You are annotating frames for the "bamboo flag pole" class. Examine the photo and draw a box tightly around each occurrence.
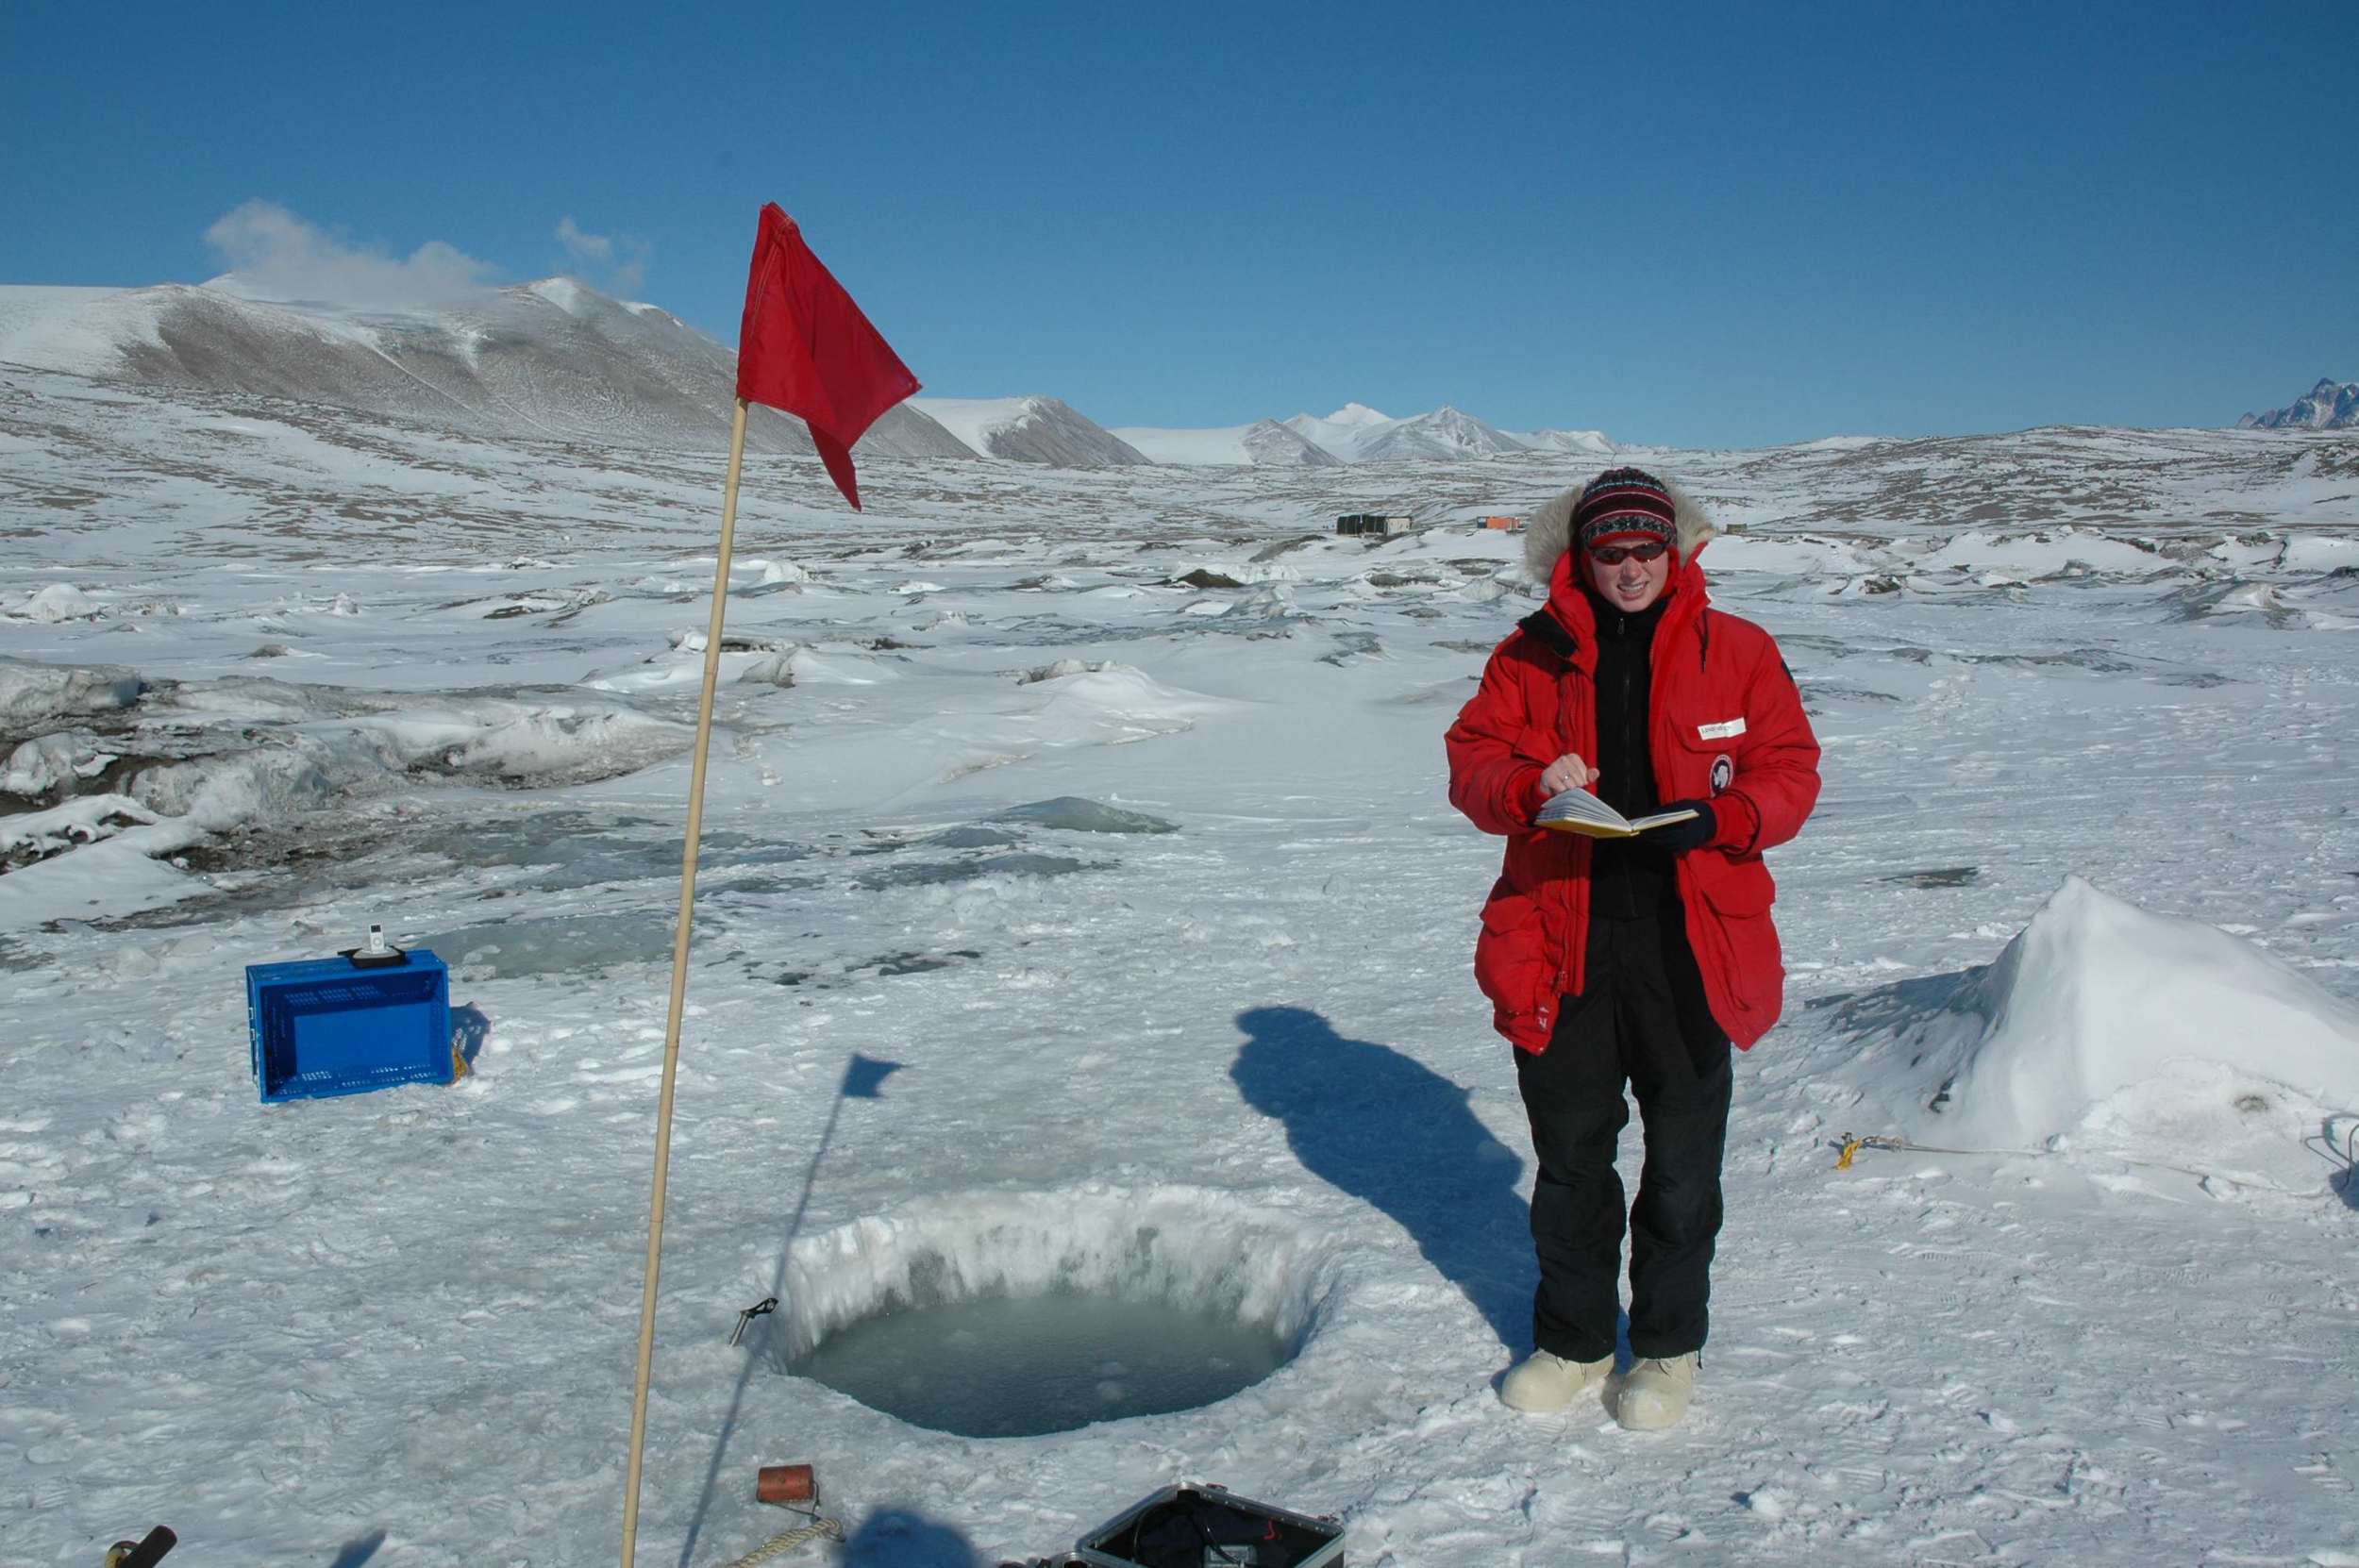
[616,201,916,1568]
[620,395,752,1568]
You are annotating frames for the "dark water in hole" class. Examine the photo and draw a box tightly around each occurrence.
[786,1293,1289,1438]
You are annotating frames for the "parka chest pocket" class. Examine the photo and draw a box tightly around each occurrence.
[1667,713,1749,801]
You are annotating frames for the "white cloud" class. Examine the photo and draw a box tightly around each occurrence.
[204,200,498,309]
[555,215,648,297]
[556,216,612,265]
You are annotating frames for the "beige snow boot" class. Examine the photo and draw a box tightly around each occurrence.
[1499,1348,1614,1412]
[1614,1353,1698,1430]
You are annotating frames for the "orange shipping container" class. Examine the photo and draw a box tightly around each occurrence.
[1482,515,1523,530]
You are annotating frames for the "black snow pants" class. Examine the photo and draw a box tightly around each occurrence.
[1514,908,1732,1363]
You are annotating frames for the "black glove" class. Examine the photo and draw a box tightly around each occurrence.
[1640,798,1716,852]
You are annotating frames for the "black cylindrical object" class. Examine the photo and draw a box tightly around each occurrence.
[109,1527,177,1568]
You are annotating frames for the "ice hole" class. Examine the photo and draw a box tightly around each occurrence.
[768,1193,1329,1439]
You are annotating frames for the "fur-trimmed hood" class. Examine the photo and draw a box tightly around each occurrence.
[1524,473,1718,583]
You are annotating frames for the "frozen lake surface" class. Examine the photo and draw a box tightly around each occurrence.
[4,367,2357,1566]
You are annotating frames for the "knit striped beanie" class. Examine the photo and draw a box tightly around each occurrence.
[1572,467,1677,552]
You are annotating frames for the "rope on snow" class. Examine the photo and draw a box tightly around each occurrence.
[1833,1133,2038,1170]
[717,1515,845,1567]
[1833,1128,2351,1199]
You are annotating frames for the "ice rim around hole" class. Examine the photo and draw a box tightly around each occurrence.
[754,1188,1341,1391]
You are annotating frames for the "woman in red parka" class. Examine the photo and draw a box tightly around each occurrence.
[1446,467,1819,1430]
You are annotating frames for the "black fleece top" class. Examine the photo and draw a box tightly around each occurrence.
[1585,590,1680,919]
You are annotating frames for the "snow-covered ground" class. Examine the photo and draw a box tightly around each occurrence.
[4,364,2358,1566]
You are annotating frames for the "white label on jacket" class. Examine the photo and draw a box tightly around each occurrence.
[1698,717,1747,740]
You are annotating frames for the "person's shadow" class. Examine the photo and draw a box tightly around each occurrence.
[1230,1005,1535,1357]
[838,1507,980,1567]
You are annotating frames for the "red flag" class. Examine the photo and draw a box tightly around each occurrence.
[735,204,919,510]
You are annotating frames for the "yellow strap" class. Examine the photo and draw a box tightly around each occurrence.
[1835,1138,1864,1172]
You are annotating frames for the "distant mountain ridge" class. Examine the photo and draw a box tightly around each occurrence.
[1280,404,1613,464]
[0,277,971,459]
[2239,377,2359,430]
[1111,419,1340,467]
[0,277,1625,467]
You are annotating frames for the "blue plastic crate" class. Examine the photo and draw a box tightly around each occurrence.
[245,949,453,1103]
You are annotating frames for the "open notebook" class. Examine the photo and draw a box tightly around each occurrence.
[1534,790,1698,841]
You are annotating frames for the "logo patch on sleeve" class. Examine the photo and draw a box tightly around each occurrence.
[1698,717,1747,741]
[1710,754,1734,793]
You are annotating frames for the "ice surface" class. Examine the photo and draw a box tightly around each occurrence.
[5,363,2359,1564]
[926,825,1024,849]
[990,796,1179,834]
[427,911,675,979]
[848,850,1093,890]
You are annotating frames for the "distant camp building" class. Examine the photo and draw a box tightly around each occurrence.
[1336,512,1412,537]
[1481,515,1523,530]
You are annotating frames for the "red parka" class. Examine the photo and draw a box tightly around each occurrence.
[1447,482,1820,1052]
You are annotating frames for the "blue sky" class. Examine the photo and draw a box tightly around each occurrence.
[3,1,2351,447]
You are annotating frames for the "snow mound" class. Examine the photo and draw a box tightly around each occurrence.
[585,632,808,693]
[125,695,690,831]
[6,583,106,623]
[0,831,205,930]
[1220,583,1298,620]
[2,792,161,861]
[1851,877,2359,1184]
[1,729,118,798]
[0,793,206,930]
[1022,666,1229,744]
[0,660,142,730]
[1017,659,1119,685]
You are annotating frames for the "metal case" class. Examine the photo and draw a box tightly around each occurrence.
[1071,1483,1343,1568]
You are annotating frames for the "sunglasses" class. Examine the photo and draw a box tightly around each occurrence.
[1589,541,1668,565]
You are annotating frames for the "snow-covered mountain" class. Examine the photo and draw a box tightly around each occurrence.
[2240,377,2359,430]
[1353,406,1532,462]
[1284,400,1393,446]
[908,396,1151,466]
[0,279,1617,470]
[0,277,973,459]
[1283,403,1408,461]
[1276,403,1600,464]
[1106,404,1617,468]
[1513,426,1616,456]
[1109,418,1341,467]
